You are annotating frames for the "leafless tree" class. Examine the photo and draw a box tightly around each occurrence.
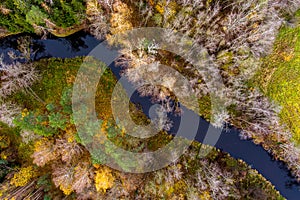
[0,101,21,126]
[52,164,75,194]
[72,162,93,193]
[0,179,44,200]
[0,56,40,99]
[32,138,57,167]
[87,0,110,40]
[55,138,84,164]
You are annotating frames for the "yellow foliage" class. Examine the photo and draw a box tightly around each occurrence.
[94,166,115,193]
[148,0,154,6]
[121,126,126,137]
[173,180,187,193]
[199,191,212,200]
[155,1,177,16]
[109,1,133,36]
[60,185,73,196]
[10,166,35,187]
[206,0,214,7]
[165,184,175,197]
[280,52,294,61]
[65,125,77,143]
[93,163,101,169]
[21,108,29,118]
[100,120,108,133]
[155,3,164,14]
[247,11,257,20]
[86,0,102,17]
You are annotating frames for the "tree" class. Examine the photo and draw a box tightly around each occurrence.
[48,112,67,130]
[0,56,39,98]
[10,166,36,187]
[0,101,21,127]
[87,0,109,40]
[72,162,93,193]
[26,6,48,26]
[52,164,75,195]
[109,1,133,36]
[55,138,83,164]
[52,162,93,195]
[32,138,57,167]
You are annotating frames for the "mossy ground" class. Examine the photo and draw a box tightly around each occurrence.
[255,11,300,144]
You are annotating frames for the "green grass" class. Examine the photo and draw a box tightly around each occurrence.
[255,14,300,144]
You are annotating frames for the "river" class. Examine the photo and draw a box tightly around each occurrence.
[0,31,299,199]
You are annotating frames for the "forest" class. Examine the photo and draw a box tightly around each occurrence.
[0,0,300,199]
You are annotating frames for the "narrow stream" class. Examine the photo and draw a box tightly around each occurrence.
[0,31,299,199]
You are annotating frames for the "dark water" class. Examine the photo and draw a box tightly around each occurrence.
[0,31,299,199]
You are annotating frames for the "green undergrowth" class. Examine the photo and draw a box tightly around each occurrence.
[255,12,300,144]
[0,0,86,34]
[8,56,175,167]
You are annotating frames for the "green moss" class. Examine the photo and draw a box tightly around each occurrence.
[255,15,300,144]
[198,95,212,120]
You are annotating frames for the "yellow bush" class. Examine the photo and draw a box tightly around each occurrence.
[60,185,73,196]
[109,1,133,36]
[10,166,35,187]
[199,191,212,200]
[94,167,115,193]
[155,1,177,17]
[155,3,164,14]
[21,108,29,118]
[86,0,102,16]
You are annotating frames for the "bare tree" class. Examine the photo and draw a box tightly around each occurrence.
[87,0,109,40]
[32,138,57,167]
[0,101,21,126]
[72,162,93,194]
[0,56,40,98]
[52,161,93,195]
[55,138,83,164]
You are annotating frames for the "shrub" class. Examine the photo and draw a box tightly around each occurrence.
[10,166,35,187]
